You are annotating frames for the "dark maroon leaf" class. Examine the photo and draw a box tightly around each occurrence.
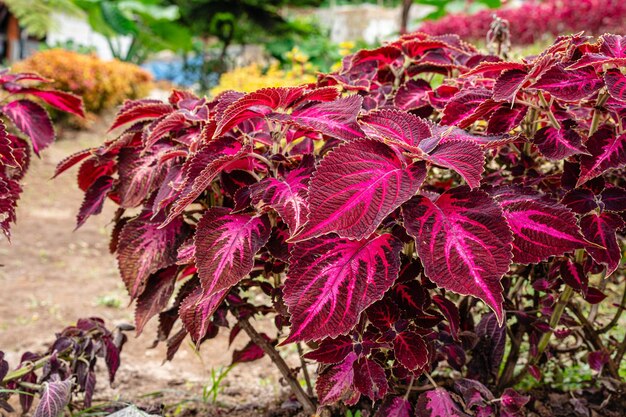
[179,286,228,343]
[601,186,626,212]
[441,89,492,126]
[486,105,527,135]
[373,396,412,417]
[432,295,460,339]
[393,330,428,371]
[533,127,588,160]
[425,140,485,188]
[560,260,588,295]
[232,335,269,364]
[135,266,178,335]
[588,350,610,372]
[578,127,626,186]
[304,335,353,364]
[532,64,602,101]
[492,69,526,101]
[354,357,388,400]
[580,212,625,275]
[76,176,113,229]
[561,188,597,214]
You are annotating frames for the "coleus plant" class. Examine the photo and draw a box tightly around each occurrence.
[0,69,85,239]
[1,318,128,416]
[61,31,625,416]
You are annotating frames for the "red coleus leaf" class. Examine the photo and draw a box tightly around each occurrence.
[490,186,586,264]
[561,188,597,214]
[416,388,470,417]
[117,145,171,208]
[432,295,460,339]
[500,388,530,416]
[18,88,85,117]
[0,122,17,168]
[441,89,492,126]
[250,155,314,232]
[373,397,412,417]
[560,260,588,295]
[53,148,93,178]
[394,79,432,111]
[232,334,270,364]
[109,102,173,131]
[0,177,20,239]
[359,109,432,152]
[144,112,188,149]
[580,212,625,276]
[276,95,364,141]
[403,187,512,321]
[163,136,246,225]
[2,99,54,156]
[486,105,527,135]
[578,127,626,186]
[601,186,626,212]
[605,69,626,103]
[303,335,353,364]
[117,214,186,299]
[283,233,402,343]
[533,127,588,160]
[292,139,427,241]
[316,352,360,406]
[425,140,485,188]
[76,175,114,229]
[354,357,388,400]
[463,61,526,77]
[179,286,228,343]
[532,64,603,101]
[492,69,527,101]
[215,87,304,136]
[135,265,178,335]
[393,330,428,371]
[367,300,401,330]
[195,208,271,297]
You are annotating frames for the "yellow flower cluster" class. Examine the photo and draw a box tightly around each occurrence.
[210,48,317,97]
[14,49,153,115]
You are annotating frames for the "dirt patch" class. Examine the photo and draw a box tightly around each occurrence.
[0,115,306,416]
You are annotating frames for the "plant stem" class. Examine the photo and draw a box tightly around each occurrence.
[238,318,316,414]
[2,354,52,384]
[296,343,314,397]
[589,91,609,137]
[538,91,561,130]
[599,279,626,333]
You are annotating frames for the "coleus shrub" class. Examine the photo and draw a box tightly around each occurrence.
[0,318,128,416]
[0,69,85,239]
[62,32,625,416]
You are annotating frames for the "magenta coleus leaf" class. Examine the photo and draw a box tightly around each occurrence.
[561,188,597,214]
[588,350,610,372]
[359,109,432,151]
[292,139,427,241]
[232,335,269,364]
[601,186,626,212]
[492,68,527,101]
[441,88,492,126]
[490,186,586,264]
[533,127,588,160]
[195,208,271,297]
[560,260,588,295]
[109,101,173,131]
[605,69,626,102]
[135,265,178,335]
[276,95,365,141]
[2,99,54,156]
[394,79,432,111]
[580,212,625,276]
[578,127,626,186]
[487,105,527,135]
[425,140,485,188]
[354,357,388,400]
[532,64,603,101]
[373,397,412,417]
[303,335,353,364]
[432,295,460,339]
[19,88,85,118]
[117,214,186,299]
[316,352,360,406]
[283,233,402,343]
[144,112,188,149]
[179,286,228,343]
[76,175,113,229]
[403,187,512,321]
[393,330,428,371]
[416,388,470,417]
[163,136,246,225]
[250,155,314,232]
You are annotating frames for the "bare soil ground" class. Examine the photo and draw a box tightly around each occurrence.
[0,115,303,416]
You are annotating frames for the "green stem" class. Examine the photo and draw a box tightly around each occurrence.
[538,91,561,130]
[589,91,609,137]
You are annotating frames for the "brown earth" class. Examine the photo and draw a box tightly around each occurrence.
[0,115,307,416]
